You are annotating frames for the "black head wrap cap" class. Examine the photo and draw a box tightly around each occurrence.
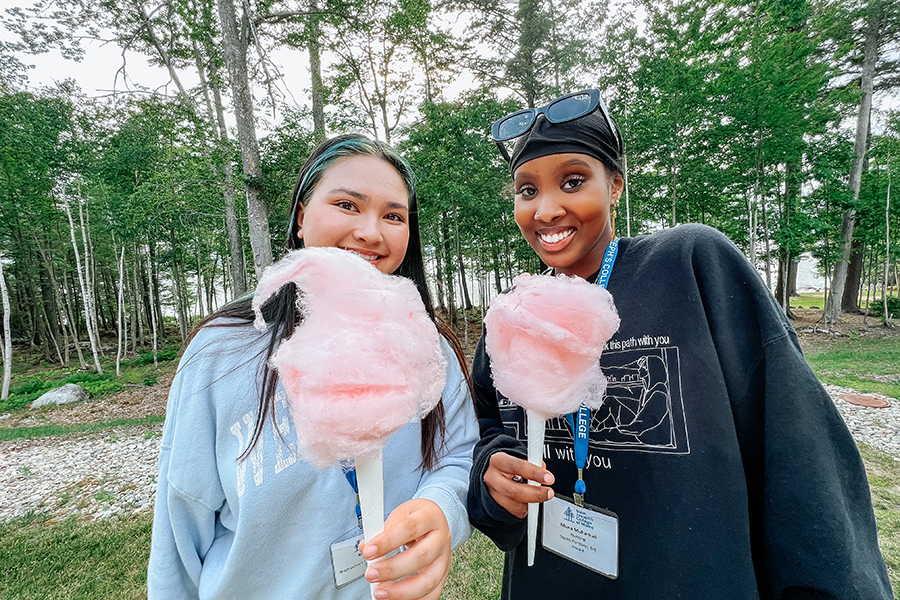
[509,110,623,176]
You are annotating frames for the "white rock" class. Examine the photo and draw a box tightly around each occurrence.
[30,384,91,409]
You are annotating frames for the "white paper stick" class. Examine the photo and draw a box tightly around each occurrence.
[356,450,384,600]
[527,412,544,567]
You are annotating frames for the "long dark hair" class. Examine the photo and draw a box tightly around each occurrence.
[188,134,469,470]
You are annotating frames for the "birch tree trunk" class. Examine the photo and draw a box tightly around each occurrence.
[148,242,165,341]
[63,195,102,373]
[116,246,125,377]
[217,0,273,278]
[0,255,11,400]
[824,1,881,323]
[434,251,446,311]
[884,159,892,326]
[146,250,159,369]
[131,249,143,350]
[78,198,103,355]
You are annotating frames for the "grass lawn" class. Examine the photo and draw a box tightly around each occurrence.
[0,513,503,599]
[0,416,166,442]
[790,291,828,309]
[790,291,897,314]
[0,442,896,598]
[805,336,900,400]
[0,512,151,599]
[860,443,900,597]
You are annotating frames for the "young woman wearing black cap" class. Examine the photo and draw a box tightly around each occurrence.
[467,90,893,599]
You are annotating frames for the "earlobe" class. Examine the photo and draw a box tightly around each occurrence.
[611,175,625,202]
[295,205,305,239]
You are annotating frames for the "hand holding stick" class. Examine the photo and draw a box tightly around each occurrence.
[253,248,448,599]
[483,273,619,566]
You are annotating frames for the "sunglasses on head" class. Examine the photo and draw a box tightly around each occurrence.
[491,89,622,162]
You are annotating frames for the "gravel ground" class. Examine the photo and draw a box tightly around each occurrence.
[0,426,161,522]
[825,384,900,461]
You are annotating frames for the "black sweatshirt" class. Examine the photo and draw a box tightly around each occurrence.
[467,224,893,600]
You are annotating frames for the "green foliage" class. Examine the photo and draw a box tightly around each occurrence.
[867,297,900,318]
[0,348,177,412]
[258,110,317,250]
[402,91,538,306]
[79,379,125,396]
[0,0,898,367]
[9,376,55,397]
[1,375,58,412]
[62,372,112,385]
[127,348,179,367]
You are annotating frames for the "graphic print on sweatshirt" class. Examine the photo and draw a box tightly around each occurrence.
[230,390,299,497]
[499,343,690,457]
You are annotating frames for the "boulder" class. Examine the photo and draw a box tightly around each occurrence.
[31,383,91,409]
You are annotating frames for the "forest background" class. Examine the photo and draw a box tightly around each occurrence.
[1,0,900,397]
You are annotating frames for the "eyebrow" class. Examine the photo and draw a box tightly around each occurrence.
[561,158,592,168]
[515,157,593,181]
[325,187,368,201]
[325,187,409,210]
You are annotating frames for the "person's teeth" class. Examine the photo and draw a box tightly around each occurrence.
[347,249,378,260]
[541,230,572,243]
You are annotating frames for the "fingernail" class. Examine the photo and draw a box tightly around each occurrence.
[362,545,377,559]
[374,589,388,599]
[544,473,554,484]
[365,567,378,581]
[547,488,555,499]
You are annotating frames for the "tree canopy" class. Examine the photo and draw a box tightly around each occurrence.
[0,0,898,372]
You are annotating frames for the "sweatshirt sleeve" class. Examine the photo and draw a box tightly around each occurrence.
[742,330,893,600]
[147,334,227,600]
[690,226,893,599]
[413,338,480,550]
[466,330,529,551]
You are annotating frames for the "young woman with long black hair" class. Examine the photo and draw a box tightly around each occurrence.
[148,134,478,600]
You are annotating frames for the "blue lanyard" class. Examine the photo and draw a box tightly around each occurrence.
[340,460,363,528]
[564,237,618,506]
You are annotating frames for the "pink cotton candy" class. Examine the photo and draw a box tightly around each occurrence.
[252,247,447,468]
[484,273,620,420]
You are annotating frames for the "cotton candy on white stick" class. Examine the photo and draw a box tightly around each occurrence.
[253,247,446,598]
[484,273,619,566]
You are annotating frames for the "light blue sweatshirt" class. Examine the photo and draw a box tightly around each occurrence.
[148,323,478,599]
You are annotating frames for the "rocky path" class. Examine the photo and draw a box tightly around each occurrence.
[1,382,897,524]
[0,426,162,522]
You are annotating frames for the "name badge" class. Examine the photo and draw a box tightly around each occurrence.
[542,495,619,578]
[330,527,366,588]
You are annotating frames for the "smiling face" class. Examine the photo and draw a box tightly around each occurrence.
[513,152,624,279]
[296,155,410,275]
